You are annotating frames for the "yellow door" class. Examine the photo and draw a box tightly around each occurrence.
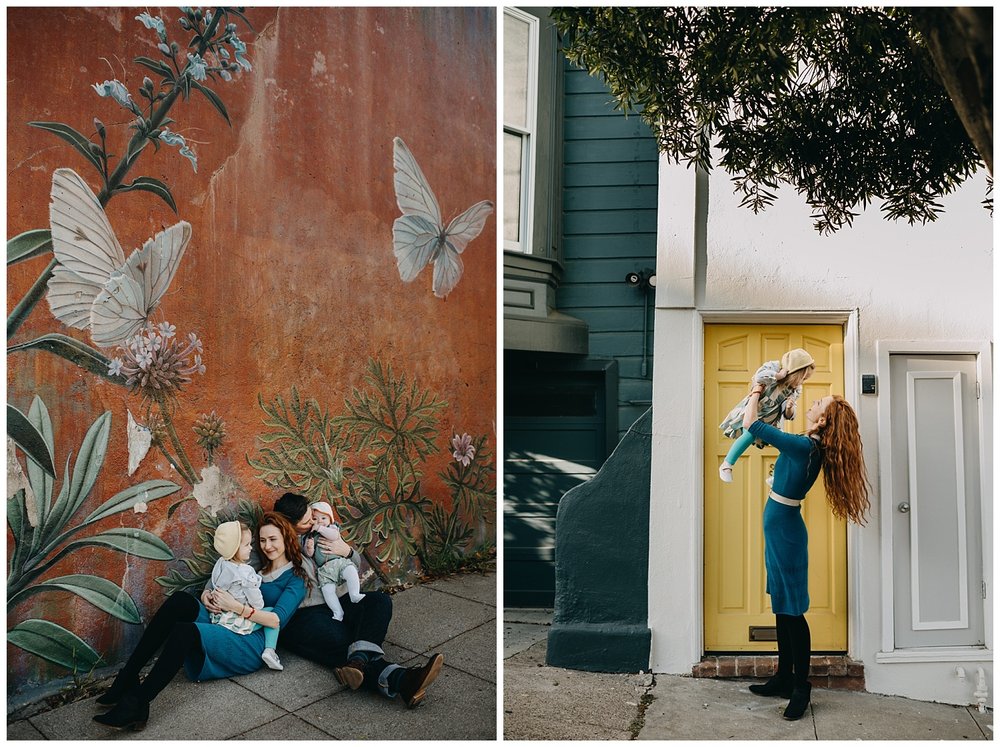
[704,324,847,652]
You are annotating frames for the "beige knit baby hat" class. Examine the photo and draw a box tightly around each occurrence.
[213,520,242,561]
[781,348,815,375]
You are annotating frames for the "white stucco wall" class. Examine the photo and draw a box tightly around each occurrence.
[649,156,993,707]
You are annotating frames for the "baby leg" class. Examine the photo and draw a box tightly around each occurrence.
[342,564,366,604]
[322,583,346,621]
[259,607,283,671]
[720,430,755,482]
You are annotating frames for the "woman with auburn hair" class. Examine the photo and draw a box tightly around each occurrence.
[92,512,307,730]
[741,388,870,721]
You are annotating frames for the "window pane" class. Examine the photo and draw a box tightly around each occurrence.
[504,131,523,244]
[504,13,529,129]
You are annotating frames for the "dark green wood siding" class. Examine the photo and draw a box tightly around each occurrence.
[558,61,659,438]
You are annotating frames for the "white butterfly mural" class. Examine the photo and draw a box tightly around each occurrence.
[46,168,191,348]
[392,137,494,299]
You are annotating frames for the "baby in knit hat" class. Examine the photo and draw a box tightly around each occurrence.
[210,521,283,670]
[718,348,816,484]
[304,502,365,621]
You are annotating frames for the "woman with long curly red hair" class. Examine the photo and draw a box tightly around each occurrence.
[92,512,308,730]
[741,388,870,720]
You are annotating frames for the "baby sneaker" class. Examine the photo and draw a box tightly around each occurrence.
[719,463,734,483]
[262,648,283,671]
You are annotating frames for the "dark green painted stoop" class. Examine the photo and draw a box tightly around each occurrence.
[546,407,652,672]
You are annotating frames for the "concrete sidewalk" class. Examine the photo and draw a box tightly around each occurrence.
[7,572,496,741]
[504,609,993,741]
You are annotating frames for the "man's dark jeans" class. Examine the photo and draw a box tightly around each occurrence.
[279,591,394,694]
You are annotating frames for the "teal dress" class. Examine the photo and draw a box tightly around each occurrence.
[183,563,305,681]
[748,420,822,616]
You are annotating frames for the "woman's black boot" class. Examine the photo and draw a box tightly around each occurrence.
[94,671,140,709]
[92,693,149,730]
[782,682,812,720]
[749,674,793,698]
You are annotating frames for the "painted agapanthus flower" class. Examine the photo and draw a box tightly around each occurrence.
[451,433,476,467]
[108,322,206,407]
[186,53,208,81]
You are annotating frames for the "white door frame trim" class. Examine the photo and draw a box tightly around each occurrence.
[698,308,861,659]
[875,340,994,658]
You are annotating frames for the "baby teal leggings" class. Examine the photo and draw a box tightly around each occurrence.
[725,430,756,466]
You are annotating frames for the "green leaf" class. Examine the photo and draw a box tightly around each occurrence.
[28,122,104,178]
[7,404,54,477]
[66,412,111,519]
[82,479,182,525]
[166,495,194,519]
[9,574,141,623]
[7,490,30,579]
[63,528,174,561]
[7,334,122,384]
[7,229,53,266]
[8,619,104,671]
[190,79,231,126]
[7,258,56,341]
[26,397,54,555]
[134,55,174,80]
[116,176,177,213]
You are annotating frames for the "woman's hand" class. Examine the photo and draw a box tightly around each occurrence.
[304,536,315,557]
[211,588,241,614]
[316,535,352,558]
[201,588,223,614]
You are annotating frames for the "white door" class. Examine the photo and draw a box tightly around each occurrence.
[890,354,985,648]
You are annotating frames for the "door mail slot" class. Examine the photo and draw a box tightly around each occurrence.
[749,626,777,642]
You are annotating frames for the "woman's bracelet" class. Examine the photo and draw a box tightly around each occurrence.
[243,606,255,620]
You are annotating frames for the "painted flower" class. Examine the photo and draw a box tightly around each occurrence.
[136,12,167,43]
[108,358,124,377]
[186,53,208,81]
[179,145,198,173]
[158,321,177,339]
[157,129,198,173]
[116,323,206,407]
[92,79,139,114]
[451,433,476,467]
[231,36,252,71]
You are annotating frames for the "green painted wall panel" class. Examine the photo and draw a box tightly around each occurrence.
[563,209,658,235]
[564,185,659,210]
[564,163,658,187]
[562,235,656,258]
[565,68,614,94]
[564,139,658,164]
[565,115,656,140]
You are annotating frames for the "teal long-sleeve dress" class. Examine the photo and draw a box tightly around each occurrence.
[748,420,822,616]
[183,562,305,681]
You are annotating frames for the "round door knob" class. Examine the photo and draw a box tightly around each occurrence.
[898,502,910,514]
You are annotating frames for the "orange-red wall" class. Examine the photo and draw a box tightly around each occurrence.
[7,7,496,692]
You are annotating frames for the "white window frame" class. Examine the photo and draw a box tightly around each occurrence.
[503,7,538,254]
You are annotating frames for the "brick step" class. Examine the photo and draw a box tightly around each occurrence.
[692,655,865,691]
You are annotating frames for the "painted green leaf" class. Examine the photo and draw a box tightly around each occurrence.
[117,176,177,213]
[65,528,174,561]
[9,574,141,624]
[7,334,123,384]
[82,480,182,525]
[7,489,30,577]
[26,396,54,551]
[7,619,104,671]
[133,55,174,80]
[27,121,104,178]
[190,79,231,126]
[7,229,53,266]
[7,403,54,477]
[66,411,111,519]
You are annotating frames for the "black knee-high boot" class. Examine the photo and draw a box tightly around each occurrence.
[749,614,794,698]
[783,614,812,720]
[94,620,203,730]
[95,592,200,708]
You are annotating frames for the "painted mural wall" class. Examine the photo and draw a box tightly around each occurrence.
[7,7,496,695]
